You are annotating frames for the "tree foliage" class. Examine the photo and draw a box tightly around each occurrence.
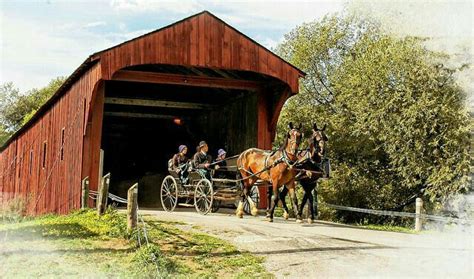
[275,13,470,221]
[0,77,66,146]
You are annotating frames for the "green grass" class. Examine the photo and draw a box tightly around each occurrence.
[356,223,416,234]
[0,208,271,278]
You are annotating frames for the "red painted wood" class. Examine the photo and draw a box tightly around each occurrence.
[98,12,303,93]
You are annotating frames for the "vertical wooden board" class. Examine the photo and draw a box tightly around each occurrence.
[58,97,65,212]
[189,17,198,65]
[198,15,206,66]
[177,23,184,64]
[161,28,167,63]
[183,20,191,65]
[37,114,45,214]
[231,28,240,69]
[13,135,21,197]
[258,48,268,75]
[44,110,52,214]
[248,43,257,72]
[222,25,231,67]
[208,18,217,66]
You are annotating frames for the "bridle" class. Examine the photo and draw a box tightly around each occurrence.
[286,128,302,155]
[311,131,326,158]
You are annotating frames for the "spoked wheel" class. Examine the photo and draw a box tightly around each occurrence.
[161,175,178,212]
[194,179,214,215]
[211,200,221,213]
[243,185,260,215]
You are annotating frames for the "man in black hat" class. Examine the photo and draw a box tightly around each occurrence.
[192,141,212,179]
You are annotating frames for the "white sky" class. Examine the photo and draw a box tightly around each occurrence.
[0,0,472,106]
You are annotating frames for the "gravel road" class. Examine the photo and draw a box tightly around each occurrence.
[142,208,473,278]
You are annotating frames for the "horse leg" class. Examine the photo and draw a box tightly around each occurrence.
[266,184,272,219]
[279,186,290,220]
[236,188,246,218]
[237,173,253,218]
[288,185,300,223]
[268,183,279,222]
[298,187,309,222]
[313,183,318,220]
[246,186,259,216]
[307,185,315,223]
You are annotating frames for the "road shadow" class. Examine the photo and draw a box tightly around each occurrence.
[1,246,135,257]
[0,223,99,241]
[252,245,395,255]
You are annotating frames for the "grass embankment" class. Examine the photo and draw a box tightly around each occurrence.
[0,209,271,278]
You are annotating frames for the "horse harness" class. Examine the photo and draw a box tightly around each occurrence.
[238,149,300,184]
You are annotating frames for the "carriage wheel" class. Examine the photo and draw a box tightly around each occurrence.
[194,179,214,215]
[211,200,221,213]
[243,186,260,215]
[161,175,178,212]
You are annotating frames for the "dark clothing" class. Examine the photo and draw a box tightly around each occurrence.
[172,153,188,170]
[213,157,228,179]
[214,157,227,168]
[171,153,189,184]
[193,152,212,180]
[192,152,212,169]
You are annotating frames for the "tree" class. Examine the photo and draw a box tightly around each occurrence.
[275,13,470,222]
[0,77,66,146]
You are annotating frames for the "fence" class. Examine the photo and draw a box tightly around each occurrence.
[318,199,471,231]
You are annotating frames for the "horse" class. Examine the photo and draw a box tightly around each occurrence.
[279,123,328,223]
[236,122,303,222]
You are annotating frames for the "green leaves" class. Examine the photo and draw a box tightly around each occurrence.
[276,12,470,220]
[0,76,66,145]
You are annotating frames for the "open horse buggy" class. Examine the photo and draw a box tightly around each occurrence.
[161,122,330,221]
[160,157,260,215]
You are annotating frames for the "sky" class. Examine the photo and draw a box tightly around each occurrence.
[0,0,472,103]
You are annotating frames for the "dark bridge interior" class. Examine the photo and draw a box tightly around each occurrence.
[100,64,292,205]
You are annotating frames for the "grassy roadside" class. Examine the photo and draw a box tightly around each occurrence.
[355,223,416,234]
[0,209,271,278]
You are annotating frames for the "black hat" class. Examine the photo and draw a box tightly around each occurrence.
[198,141,207,148]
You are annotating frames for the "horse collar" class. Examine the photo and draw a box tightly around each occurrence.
[282,149,298,168]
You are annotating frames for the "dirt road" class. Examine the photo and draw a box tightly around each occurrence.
[143,208,472,278]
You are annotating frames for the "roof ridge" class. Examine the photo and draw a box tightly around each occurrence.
[92,10,304,75]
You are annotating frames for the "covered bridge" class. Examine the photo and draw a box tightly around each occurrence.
[0,11,304,215]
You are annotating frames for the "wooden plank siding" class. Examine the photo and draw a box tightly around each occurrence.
[0,64,101,215]
[99,12,303,94]
[0,11,303,214]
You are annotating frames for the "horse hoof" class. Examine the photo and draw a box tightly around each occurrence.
[251,208,258,216]
[296,219,302,223]
[236,210,244,218]
[308,218,314,224]
[283,212,289,220]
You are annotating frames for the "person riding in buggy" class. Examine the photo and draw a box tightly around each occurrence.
[192,141,213,180]
[168,145,191,184]
[213,148,230,179]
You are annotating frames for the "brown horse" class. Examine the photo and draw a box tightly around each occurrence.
[280,123,329,223]
[236,122,303,222]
